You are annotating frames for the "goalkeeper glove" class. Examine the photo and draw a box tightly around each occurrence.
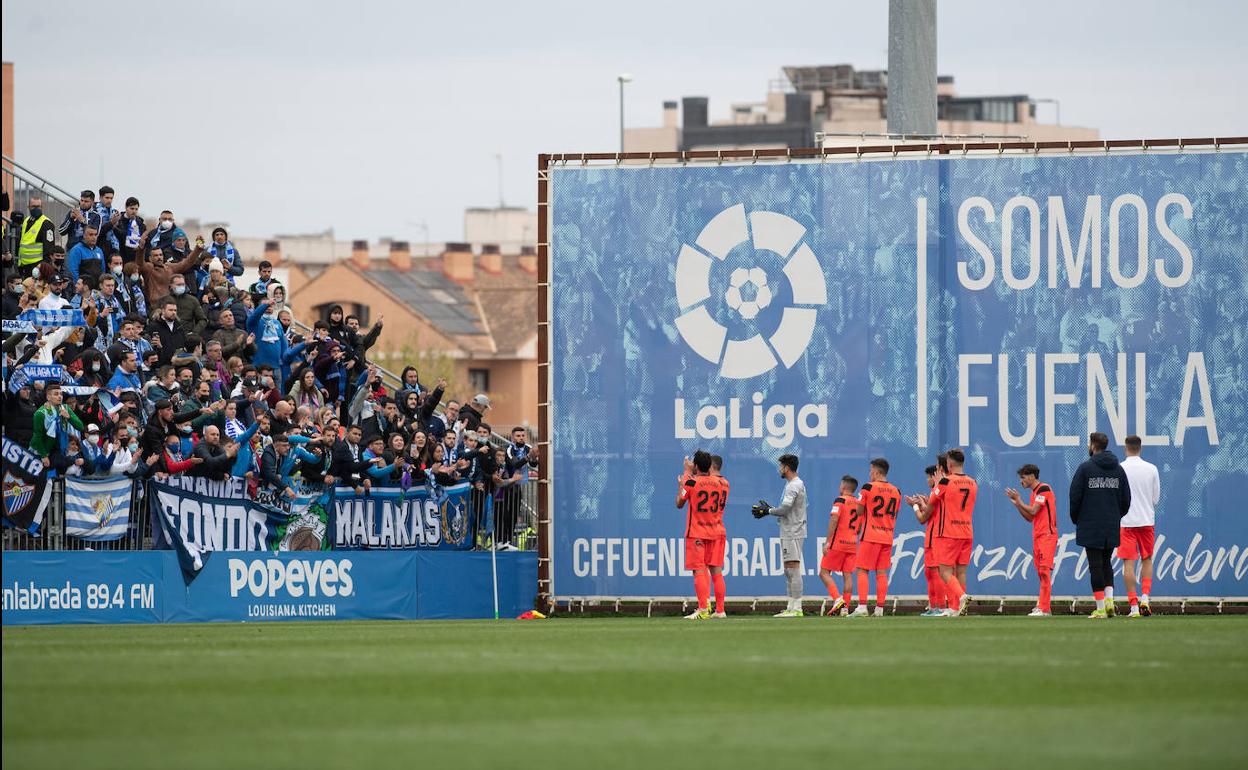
[751,499,772,519]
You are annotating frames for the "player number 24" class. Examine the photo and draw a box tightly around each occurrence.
[871,496,899,519]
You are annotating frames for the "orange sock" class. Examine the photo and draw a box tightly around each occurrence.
[825,575,841,600]
[1093,589,1105,601]
[944,572,963,610]
[856,571,869,607]
[876,572,889,607]
[694,570,710,609]
[843,573,855,606]
[1038,569,1052,613]
[1127,589,1138,606]
[712,573,726,613]
[925,567,940,607]
[1141,577,1152,595]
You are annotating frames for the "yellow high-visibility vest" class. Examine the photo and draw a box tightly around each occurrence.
[19,214,51,265]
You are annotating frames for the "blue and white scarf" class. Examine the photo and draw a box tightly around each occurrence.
[127,281,148,317]
[62,386,124,414]
[93,292,124,351]
[18,308,87,328]
[42,404,82,454]
[205,241,239,282]
[123,218,142,249]
[94,204,120,248]
[7,364,74,393]
[2,319,36,334]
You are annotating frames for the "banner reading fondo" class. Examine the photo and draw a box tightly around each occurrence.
[547,147,1248,600]
[148,477,480,573]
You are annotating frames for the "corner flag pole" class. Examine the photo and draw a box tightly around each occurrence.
[490,496,500,619]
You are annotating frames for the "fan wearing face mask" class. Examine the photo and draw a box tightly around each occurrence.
[3,273,26,318]
[15,196,59,270]
[162,273,207,337]
[144,209,178,256]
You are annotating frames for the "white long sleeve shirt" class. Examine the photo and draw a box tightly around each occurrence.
[769,476,808,539]
[1120,455,1161,527]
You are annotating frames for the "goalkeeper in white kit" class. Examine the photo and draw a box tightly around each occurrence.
[753,453,808,617]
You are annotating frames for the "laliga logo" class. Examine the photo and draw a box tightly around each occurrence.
[673,204,830,448]
[674,204,828,379]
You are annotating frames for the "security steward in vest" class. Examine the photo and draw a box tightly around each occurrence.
[13,196,58,274]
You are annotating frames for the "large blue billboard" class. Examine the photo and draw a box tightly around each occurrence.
[548,150,1248,600]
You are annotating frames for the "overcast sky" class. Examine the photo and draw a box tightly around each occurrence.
[3,0,1244,242]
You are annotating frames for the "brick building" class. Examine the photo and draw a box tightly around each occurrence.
[286,241,539,430]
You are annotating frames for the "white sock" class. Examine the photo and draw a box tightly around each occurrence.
[784,567,803,609]
[1142,593,1149,604]
[1095,598,1105,611]
[1105,587,1114,600]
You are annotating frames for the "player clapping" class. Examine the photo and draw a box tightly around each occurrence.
[708,455,730,616]
[913,448,977,617]
[676,451,727,620]
[1005,464,1058,617]
[850,458,901,618]
[905,456,948,616]
[818,475,862,616]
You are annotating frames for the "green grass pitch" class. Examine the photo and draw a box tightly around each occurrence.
[4,615,1247,769]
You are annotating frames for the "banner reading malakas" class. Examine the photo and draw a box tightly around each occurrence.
[150,477,333,579]
[333,481,480,550]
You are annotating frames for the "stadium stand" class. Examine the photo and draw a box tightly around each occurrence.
[2,158,537,553]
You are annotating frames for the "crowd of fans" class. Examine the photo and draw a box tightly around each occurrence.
[2,186,538,549]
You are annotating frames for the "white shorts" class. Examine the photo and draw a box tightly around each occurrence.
[780,538,803,564]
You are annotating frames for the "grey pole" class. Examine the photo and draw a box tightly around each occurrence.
[618,74,633,152]
[1033,98,1061,126]
[886,0,937,137]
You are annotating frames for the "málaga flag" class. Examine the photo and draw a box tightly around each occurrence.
[3,438,53,534]
[65,477,132,541]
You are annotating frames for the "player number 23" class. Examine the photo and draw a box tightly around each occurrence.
[696,490,723,514]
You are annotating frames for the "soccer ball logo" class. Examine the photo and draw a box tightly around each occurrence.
[674,204,827,379]
[725,267,772,320]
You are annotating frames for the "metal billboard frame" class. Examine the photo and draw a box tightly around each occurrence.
[536,136,1248,612]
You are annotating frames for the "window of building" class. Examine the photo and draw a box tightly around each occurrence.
[313,302,370,326]
[468,368,490,394]
[982,99,1016,124]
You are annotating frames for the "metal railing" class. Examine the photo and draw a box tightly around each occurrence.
[1,478,153,552]
[1,155,81,204]
[2,155,80,259]
[2,475,537,552]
